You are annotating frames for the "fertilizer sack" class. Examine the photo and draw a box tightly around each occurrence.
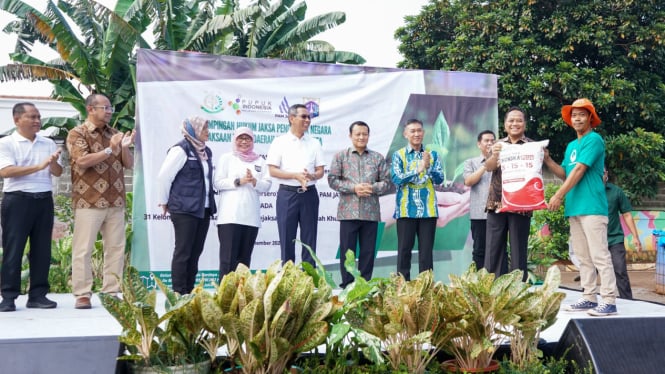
[497,140,549,213]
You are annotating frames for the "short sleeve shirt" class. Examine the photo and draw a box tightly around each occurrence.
[265,131,325,187]
[463,155,491,220]
[0,132,59,193]
[606,182,632,246]
[562,131,607,217]
[66,121,126,209]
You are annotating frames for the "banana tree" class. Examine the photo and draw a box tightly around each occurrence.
[0,0,149,132]
[227,0,365,64]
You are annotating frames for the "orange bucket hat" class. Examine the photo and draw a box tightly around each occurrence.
[561,98,601,128]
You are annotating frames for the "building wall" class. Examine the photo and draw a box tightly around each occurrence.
[0,97,78,134]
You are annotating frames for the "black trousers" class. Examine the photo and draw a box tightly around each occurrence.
[217,223,259,279]
[396,217,437,281]
[170,209,211,294]
[470,219,487,270]
[608,242,633,299]
[339,220,378,288]
[275,185,319,267]
[484,211,530,281]
[1,192,54,300]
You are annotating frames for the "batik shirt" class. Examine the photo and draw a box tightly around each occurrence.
[66,120,126,209]
[391,145,444,219]
[328,147,391,221]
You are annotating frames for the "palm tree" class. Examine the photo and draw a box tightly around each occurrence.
[0,0,365,132]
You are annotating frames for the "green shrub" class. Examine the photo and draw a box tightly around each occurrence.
[528,183,570,280]
[605,128,665,205]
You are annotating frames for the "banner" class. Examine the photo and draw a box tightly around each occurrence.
[133,49,498,287]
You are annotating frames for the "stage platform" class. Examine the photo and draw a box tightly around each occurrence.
[1,289,664,374]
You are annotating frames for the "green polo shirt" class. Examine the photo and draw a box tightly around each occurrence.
[562,131,607,217]
[606,182,633,246]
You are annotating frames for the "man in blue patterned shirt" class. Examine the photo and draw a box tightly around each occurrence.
[391,119,445,280]
[328,121,391,288]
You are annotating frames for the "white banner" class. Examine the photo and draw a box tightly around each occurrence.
[134,50,498,287]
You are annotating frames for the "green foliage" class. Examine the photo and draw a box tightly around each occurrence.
[302,248,384,370]
[498,353,594,374]
[509,267,565,371]
[396,0,665,161]
[530,183,570,271]
[605,128,665,205]
[48,235,72,293]
[99,267,209,368]
[200,260,338,374]
[442,265,564,371]
[345,270,460,374]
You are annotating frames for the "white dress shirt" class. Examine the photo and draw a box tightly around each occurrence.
[265,132,325,187]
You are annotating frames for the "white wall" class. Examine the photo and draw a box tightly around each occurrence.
[0,97,79,133]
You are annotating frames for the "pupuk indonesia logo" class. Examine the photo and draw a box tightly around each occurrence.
[228,97,241,115]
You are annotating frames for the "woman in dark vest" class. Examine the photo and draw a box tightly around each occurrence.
[157,116,216,294]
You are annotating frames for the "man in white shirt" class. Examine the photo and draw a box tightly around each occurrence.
[266,104,325,266]
[463,130,495,270]
[0,103,62,312]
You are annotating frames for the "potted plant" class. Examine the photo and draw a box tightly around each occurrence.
[198,260,338,374]
[441,265,529,373]
[509,266,565,371]
[99,266,212,373]
[345,269,462,374]
[304,250,384,372]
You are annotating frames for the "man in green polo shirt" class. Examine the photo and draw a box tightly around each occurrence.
[545,98,617,316]
[605,167,642,300]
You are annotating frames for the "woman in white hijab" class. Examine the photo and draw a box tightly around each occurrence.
[214,126,271,279]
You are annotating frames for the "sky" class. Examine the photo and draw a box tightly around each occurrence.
[0,0,430,97]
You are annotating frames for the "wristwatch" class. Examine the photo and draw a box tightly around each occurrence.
[104,147,112,156]
[234,178,241,187]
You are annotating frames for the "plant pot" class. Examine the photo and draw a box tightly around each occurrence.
[131,360,211,374]
[441,359,500,374]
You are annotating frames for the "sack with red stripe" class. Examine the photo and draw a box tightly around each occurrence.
[497,140,549,213]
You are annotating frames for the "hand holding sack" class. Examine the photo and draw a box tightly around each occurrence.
[497,140,549,213]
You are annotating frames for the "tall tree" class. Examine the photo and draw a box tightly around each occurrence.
[0,0,365,132]
[396,0,665,160]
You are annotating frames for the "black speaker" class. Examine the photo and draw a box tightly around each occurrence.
[555,317,665,373]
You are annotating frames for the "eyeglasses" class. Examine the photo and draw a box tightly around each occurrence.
[236,136,253,142]
[92,106,114,113]
[295,114,311,120]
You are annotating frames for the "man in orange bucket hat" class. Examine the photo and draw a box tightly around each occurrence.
[544,98,617,316]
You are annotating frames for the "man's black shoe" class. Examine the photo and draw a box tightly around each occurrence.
[0,298,16,312]
[26,296,57,309]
